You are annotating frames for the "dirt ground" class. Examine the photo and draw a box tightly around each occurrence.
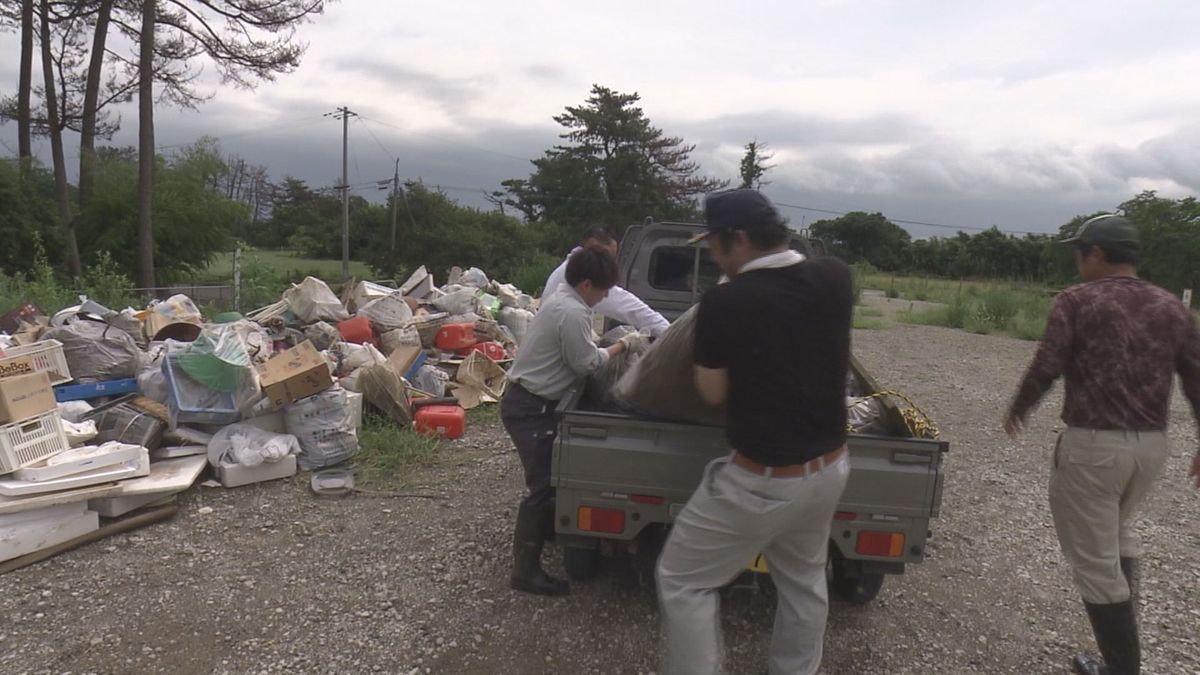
[3,305,1199,674]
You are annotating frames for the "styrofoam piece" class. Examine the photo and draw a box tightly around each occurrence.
[150,445,207,460]
[239,411,286,434]
[13,443,144,482]
[346,391,363,430]
[0,454,204,516]
[0,449,149,497]
[88,492,177,518]
[0,505,99,562]
[216,454,297,488]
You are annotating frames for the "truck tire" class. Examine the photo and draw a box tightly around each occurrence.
[563,545,601,581]
[830,559,885,604]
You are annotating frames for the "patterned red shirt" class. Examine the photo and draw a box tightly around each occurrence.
[1010,276,1200,431]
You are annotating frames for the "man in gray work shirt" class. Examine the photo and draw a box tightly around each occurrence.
[503,245,649,596]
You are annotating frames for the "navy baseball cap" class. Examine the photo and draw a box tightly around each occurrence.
[688,189,785,245]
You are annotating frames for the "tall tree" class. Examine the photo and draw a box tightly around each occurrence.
[17,0,33,173]
[738,139,774,190]
[37,0,81,276]
[810,211,912,271]
[78,0,116,207]
[498,85,725,236]
[136,0,155,288]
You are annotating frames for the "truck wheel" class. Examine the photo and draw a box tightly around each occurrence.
[563,545,601,581]
[830,559,885,604]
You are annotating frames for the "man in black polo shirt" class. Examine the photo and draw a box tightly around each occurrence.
[656,189,854,675]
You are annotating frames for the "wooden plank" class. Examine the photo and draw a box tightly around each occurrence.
[103,455,207,497]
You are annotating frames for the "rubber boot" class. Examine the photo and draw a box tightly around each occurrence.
[510,502,569,596]
[1071,600,1140,675]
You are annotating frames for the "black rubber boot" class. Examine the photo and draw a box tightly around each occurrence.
[1120,557,1138,610]
[1071,600,1140,675]
[510,502,569,596]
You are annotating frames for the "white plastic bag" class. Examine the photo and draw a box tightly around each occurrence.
[207,423,300,468]
[499,307,534,346]
[62,419,98,447]
[329,342,387,376]
[433,288,482,316]
[412,365,449,397]
[284,387,358,470]
[358,291,414,330]
[283,277,350,323]
[459,267,490,289]
[380,326,421,355]
[57,400,93,423]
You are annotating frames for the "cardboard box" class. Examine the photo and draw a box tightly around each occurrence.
[0,371,56,424]
[217,454,297,488]
[387,344,424,380]
[258,341,333,410]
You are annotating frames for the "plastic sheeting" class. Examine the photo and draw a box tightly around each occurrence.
[358,291,414,330]
[284,387,358,470]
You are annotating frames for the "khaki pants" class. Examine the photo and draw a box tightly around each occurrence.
[656,454,850,675]
[1049,427,1169,604]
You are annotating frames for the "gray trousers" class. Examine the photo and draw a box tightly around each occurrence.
[657,453,850,675]
[1050,427,1169,604]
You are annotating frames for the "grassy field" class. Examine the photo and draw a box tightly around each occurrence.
[203,249,373,283]
[855,268,1057,341]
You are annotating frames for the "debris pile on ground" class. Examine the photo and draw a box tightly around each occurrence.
[0,263,537,571]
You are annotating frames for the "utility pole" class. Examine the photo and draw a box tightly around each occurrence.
[391,158,399,255]
[325,106,357,280]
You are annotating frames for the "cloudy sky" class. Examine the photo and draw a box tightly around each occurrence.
[4,0,1200,237]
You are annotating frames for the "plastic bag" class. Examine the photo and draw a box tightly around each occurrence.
[62,418,98,447]
[614,305,725,426]
[305,321,342,351]
[284,387,358,470]
[459,267,490,289]
[847,396,886,434]
[44,318,142,382]
[412,365,449,397]
[380,326,421,355]
[433,288,482,316]
[283,277,350,323]
[148,294,202,324]
[358,363,413,426]
[207,423,300,468]
[328,342,387,376]
[478,293,501,319]
[57,400,93,423]
[138,368,169,405]
[498,307,534,346]
[350,280,395,313]
[358,291,414,331]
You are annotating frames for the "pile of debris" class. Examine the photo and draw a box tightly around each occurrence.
[0,264,537,571]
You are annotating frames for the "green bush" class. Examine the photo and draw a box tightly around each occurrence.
[898,286,1051,340]
[510,252,562,297]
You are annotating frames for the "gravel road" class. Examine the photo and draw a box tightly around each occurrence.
[3,314,1198,674]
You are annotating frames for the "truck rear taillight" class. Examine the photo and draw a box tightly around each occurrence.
[833,511,857,521]
[577,506,625,534]
[855,531,905,557]
[630,494,663,505]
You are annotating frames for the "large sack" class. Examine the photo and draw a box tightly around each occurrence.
[44,319,142,382]
[283,277,350,323]
[613,305,725,425]
[284,386,358,470]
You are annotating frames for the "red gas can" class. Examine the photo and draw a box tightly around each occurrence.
[435,323,476,351]
[458,341,507,361]
[337,316,379,347]
[414,405,466,439]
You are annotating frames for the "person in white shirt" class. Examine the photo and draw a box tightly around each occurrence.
[542,227,671,337]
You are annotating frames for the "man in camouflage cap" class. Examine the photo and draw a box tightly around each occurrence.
[1005,214,1200,675]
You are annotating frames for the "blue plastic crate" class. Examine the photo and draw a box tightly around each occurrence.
[162,353,240,426]
[53,378,139,402]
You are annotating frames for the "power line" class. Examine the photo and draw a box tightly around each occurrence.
[772,200,1040,236]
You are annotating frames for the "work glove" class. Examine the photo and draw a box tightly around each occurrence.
[618,330,651,355]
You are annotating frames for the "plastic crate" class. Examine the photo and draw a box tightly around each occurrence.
[162,354,239,426]
[53,378,139,402]
[0,339,72,385]
[0,409,71,474]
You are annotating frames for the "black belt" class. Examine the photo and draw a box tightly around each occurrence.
[509,381,560,410]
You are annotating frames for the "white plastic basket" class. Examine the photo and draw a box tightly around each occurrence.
[0,410,71,474]
[0,339,72,385]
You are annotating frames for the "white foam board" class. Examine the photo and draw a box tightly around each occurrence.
[0,451,149,497]
[216,454,297,488]
[89,492,177,518]
[0,508,99,562]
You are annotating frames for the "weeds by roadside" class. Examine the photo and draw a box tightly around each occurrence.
[355,413,442,482]
[898,287,1050,340]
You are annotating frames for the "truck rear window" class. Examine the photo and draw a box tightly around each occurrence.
[648,247,721,293]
